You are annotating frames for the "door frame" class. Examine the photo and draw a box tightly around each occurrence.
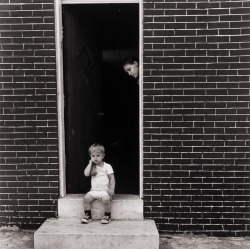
[55,0,143,198]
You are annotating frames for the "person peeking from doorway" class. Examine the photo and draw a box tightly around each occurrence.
[81,143,115,225]
[122,56,139,84]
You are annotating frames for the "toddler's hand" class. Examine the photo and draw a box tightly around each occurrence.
[108,189,114,196]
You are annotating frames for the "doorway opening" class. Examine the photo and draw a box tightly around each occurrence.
[62,4,139,195]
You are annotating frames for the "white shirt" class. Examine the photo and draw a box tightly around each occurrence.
[91,162,114,192]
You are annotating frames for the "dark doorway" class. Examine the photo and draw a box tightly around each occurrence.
[63,4,139,194]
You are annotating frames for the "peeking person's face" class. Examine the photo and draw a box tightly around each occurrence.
[123,61,139,79]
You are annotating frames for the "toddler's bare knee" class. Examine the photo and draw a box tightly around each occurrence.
[102,196,111,205]
[84,194,93,204]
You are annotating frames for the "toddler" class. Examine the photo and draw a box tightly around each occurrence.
[81,143,115,224]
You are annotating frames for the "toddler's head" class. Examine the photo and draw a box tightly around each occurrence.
[88,143,105,176]
[88,143,105,157]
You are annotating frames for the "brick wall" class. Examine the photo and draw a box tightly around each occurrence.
[143,0,250,236]
[0,0,58,228]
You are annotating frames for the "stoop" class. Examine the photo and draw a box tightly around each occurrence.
[58,194,144,220]
[34,218,159,249]
[34,194,159,249]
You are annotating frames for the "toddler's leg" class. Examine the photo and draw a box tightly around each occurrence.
[83,193,95,210]
[81,194,95,224]
[101,195,111,213]
[101,195,112,224]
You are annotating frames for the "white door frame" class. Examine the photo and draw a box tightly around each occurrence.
[55,0,143,198]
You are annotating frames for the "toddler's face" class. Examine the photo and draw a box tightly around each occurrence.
[123,61,139,79]
[90,150,104,165]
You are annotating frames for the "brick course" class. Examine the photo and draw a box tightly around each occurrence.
[0,0,58,228]
[143,0,250,236]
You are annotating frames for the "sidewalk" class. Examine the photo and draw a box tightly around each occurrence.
[0,226,250,249]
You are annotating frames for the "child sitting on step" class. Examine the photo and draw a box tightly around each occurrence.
[81,143,115,224]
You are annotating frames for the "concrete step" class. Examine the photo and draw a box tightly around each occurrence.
[58,194,143,220]
[34,218,159,249]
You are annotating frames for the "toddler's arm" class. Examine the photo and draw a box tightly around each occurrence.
[108,173,115,196]
[84,160,93,177]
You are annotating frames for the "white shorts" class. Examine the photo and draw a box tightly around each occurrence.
[87,190,110,200]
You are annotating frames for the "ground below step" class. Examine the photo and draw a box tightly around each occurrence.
[34,218,159,249]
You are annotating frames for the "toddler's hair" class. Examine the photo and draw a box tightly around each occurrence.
[88,143,105,176]
[88,143,105,155]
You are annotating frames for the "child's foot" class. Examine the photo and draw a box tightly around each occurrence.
[101,215,111,224]
[81,214,92,224]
